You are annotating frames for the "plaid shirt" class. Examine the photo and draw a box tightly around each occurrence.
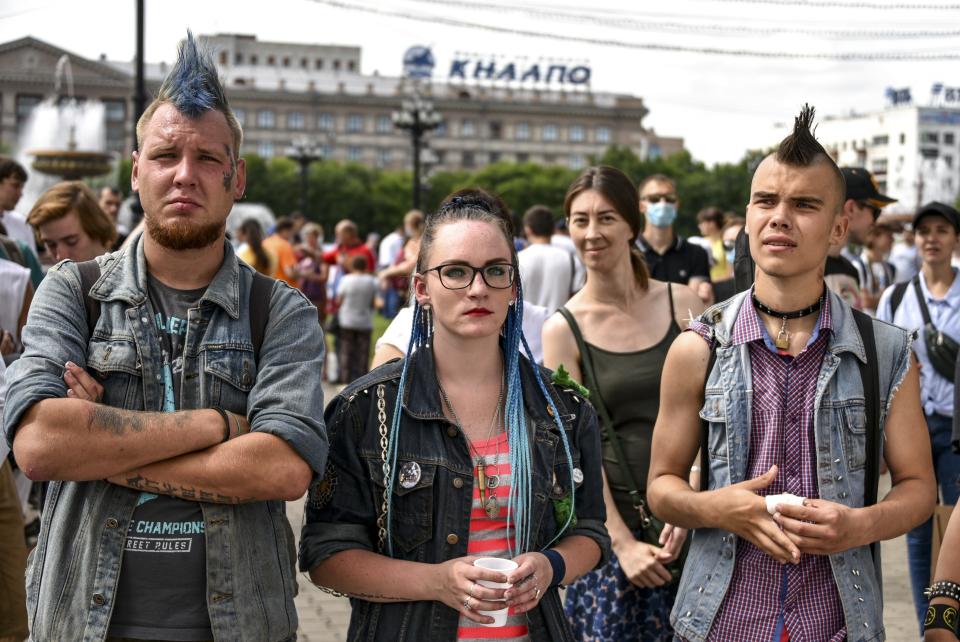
[688,294,846,642]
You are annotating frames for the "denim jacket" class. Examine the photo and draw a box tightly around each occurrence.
[671,289,913,642]
[3,234,328,642]
[299,345,610,641]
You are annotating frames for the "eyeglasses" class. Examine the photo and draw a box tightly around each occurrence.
[422,262,516,290]
[643,194,678,204]
[858,201,882,220]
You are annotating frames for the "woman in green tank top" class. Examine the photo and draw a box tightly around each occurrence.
[543,166,703,641]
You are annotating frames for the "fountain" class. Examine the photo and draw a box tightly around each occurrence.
[15,55,112,210]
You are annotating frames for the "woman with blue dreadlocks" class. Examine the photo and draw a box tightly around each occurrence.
[299,191,609,641]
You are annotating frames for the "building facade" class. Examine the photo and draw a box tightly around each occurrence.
[803,102,960,212]
[0,34,683,174]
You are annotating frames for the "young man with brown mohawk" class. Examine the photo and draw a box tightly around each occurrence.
[648,105,935,642]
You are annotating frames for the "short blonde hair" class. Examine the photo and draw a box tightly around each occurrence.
[27,181,117,247]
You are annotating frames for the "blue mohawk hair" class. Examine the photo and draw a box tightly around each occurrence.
[157,30,230,118]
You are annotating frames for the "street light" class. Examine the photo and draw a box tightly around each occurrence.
[393,94,442,210]
[286,137,330,219]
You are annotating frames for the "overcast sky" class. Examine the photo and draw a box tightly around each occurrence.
[2,0,958,165]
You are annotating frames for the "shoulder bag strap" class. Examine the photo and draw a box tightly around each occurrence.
[912,275,934,326]
[852,308,881,564]
[77,259,103,336]
[557,307,651,523]
[889,281,909,318]
[699,334,718,492]
[249,271,274,364]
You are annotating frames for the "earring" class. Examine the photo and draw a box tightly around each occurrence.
[422,304,433,337]
[508,300,516,307]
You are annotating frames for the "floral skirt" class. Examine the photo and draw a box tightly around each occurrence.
[563,545,678,642]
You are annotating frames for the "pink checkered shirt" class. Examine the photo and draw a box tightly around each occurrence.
[688,295,846,642]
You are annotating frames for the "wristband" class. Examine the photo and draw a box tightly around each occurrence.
[212,407,231,443]
[927,581,960,603]
[924,603,959,634]
[543,549,566,588]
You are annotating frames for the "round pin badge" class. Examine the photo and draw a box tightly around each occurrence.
[399,461,422,489]
[572,467,584,484]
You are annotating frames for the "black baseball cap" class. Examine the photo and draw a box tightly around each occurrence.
[841,167,897,209]
[913,201,960,233]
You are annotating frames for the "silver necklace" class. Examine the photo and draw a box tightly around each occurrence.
[437,372,505,519]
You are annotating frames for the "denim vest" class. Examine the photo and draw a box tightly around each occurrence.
[299,346,611,641]
[3,234,328,642]
[671,289,913,642]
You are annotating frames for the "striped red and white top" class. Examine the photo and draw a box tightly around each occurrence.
[456,432,530,642]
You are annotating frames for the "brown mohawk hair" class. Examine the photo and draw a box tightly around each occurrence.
[775,103,846,207]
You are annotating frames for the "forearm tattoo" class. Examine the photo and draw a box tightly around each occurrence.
[121,473,249,505]
[344,591,407,602]
[90,406,147,435]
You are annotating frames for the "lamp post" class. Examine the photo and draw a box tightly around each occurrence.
[286,139,324,218]
[393,94,442,210]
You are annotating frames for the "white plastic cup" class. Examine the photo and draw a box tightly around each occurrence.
[472,557,518,627]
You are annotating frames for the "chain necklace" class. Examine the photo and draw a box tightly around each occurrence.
[751,288,824,350]
[437,371,505,519]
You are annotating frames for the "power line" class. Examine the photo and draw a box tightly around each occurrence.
[312,0,960,60]
[411,0,960,39]
[689,0,960,9]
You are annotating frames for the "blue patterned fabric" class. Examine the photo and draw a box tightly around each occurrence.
[563,540,677,642]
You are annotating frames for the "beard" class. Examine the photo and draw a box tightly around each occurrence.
[145,213,224,251]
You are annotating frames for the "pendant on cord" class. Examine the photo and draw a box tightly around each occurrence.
[775,316,791,350]
[484,496,499,519]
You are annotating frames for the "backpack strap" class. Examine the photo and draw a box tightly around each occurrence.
[76,260,103,336]
[852,308,881,564]
[249,271,274,363]
[888,281,909,318]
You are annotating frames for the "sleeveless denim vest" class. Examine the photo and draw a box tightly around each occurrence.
[671,290,914,642]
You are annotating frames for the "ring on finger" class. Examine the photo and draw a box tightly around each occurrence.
[468,582,476,599]
[463,596,472,611]
[534,586,542,601]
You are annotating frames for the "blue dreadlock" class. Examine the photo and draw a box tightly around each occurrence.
[158,31,231,118]
[382,199,576,556]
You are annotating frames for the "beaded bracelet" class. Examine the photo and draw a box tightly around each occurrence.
[924,603,959,633]
[926,581,960,603]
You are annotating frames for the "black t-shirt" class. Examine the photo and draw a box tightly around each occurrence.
[108,275,212,641]
[637,234,711,285]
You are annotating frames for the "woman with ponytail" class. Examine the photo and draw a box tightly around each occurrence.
[235,217,277,276]
[542,166,703,641]
[300,190,609,641]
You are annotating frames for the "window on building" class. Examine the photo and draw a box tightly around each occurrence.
[257,141,274,158]
[219,51,228,65]
[490,151,501,163]
[515,122,530,140]
[334,59,342,71]
[946,133,956,146]
[872,135,889,146]
[543,124,558,141]
[462,151,475,168]
[922,131,939,144]
[543,154,556,164]
[283,57,290,67]
[595,126,611,144]
[287,112,305,130]
[102,99,126,154]
[871,158,888,173]
[250,54,258,65]
[489,121,502,140]
[257,110,276,128]
[434,121,447,137]
[376,115,393,133]
[103,99,125,123]
[900,133,906,144]
[461,119,476,137]
[15,94,42,125]
[318,112,335,131]
[376,148,392,168]
[347,146,362,162]
[946,155,954,168]
[234,108,246,125]
[569,154,586,170]
[315,58,324,70]
[921,147,940,159]
[321,143,334,160]
[235,52,243,64]
[649,144,662,160]
[267,55,276,65]
[569,125,585,142]
[301,57,308,69]
[348,61,357,72]
[347,114,364,133]
[517,152,529,163]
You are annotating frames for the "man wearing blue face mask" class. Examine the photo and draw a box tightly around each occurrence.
[636,174,713,303]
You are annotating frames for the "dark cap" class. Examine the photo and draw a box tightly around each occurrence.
[841,167,896,208]
[913,201,960,233]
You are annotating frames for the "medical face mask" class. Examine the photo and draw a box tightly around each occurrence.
[646,202,678,228]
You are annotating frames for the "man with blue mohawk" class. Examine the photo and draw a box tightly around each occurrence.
[3,32,327,641]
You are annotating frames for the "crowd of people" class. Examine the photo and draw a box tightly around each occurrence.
[2,34,960,642]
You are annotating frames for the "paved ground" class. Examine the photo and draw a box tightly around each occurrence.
[290,383,922,641]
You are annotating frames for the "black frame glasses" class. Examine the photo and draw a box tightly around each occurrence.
[421,262,516,290]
